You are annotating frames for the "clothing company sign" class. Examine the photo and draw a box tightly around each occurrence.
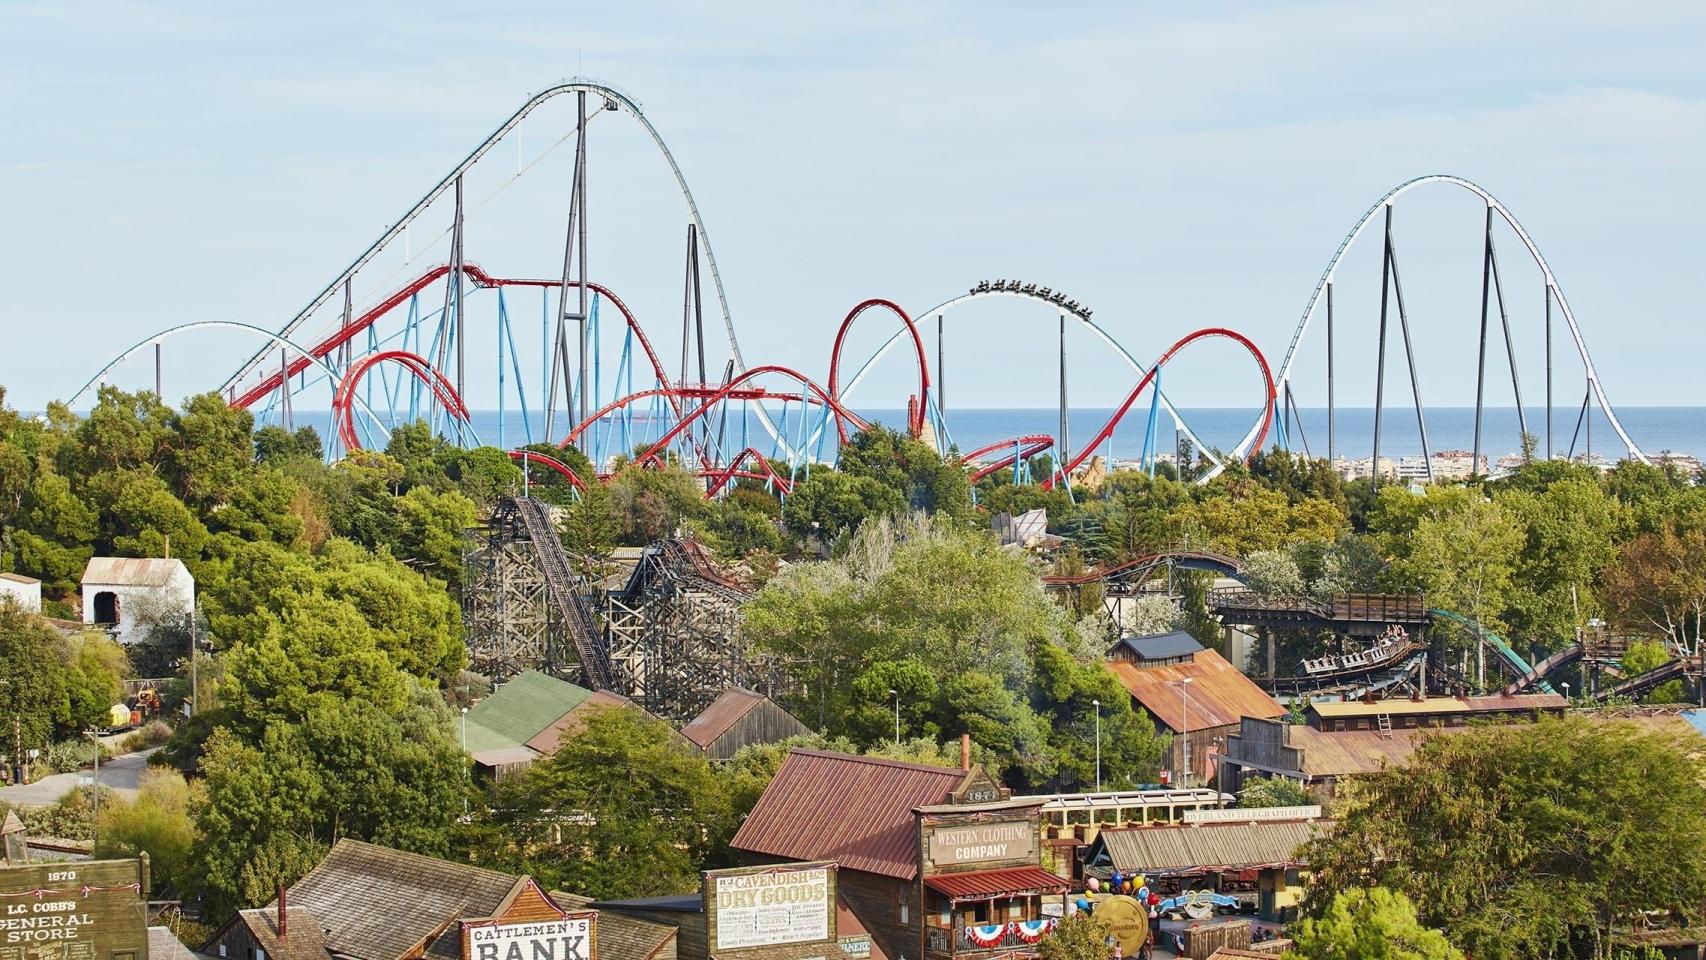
[711,866,832,951]
[927,820,1036,867]
[467,917,593,960]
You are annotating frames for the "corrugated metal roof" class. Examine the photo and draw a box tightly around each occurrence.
[468,671,593,748]
[1095,820,1328,874]
[679,688,765,749]
[1112,631,1204,661]
[1311,693,1565,718]
[285,839,520,960]
[731,749,968,880]
[525,691,634,754]
[0,572,39,585]
[923,867,1069,900]
[80,557,189,587]
[1275,723,1454,778]
[1107,649,1285,733]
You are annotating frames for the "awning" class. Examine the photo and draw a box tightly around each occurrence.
[925,867,1070,901]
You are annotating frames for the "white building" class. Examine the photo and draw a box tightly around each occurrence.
[0,573,41,613]
[79,557,195,644]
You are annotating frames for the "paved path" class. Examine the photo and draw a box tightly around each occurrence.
[0,748,158,806]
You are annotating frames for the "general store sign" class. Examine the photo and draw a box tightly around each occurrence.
[708,864,834,952]
[0,859,148,960]
[926,820,1036,868]
[467,917,593,960]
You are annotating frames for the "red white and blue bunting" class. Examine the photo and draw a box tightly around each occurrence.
[963,918,1057,948]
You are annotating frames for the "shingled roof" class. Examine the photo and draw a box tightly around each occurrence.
[283,839,522,960]
[552,893,678,960]
[1107,648,1285,733]
[730,749,969,880]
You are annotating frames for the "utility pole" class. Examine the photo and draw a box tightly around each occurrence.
[189,600,198,718]
[1092,698,1101,791]
[1179,677,1194,787]
[889,689,900,746]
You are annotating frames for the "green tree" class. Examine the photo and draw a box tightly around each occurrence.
[1036,914,1110,960]
[392,485,478,585]
[0,606,69,744]
[470,708,731,899]
[1303,717,1706,959]
[1378,486,1523,636]
[62,631,127,732]
[96,768,200,894]
[1237,774,1310,808]
[1287,888,1462,960]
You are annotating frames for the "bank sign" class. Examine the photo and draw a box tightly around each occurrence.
[0,859,148,960]
[709,864,833,952]
[926,820,1036,868]
[466,917,593,960]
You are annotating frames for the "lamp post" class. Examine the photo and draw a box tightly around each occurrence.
[1091,699,1102,791]
[1178,677,1194,787]
[889,689,900,746]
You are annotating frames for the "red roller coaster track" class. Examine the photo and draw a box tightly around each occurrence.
[1044,327,1275,489]
[827,298,929,441]
[332,350,470,451]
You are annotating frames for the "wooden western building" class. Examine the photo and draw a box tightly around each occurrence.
[1105,633,1285,787]
[679,689,810,762]
[730,744,1070,960]
[1218,693,1568,796]
[201,840,672,960]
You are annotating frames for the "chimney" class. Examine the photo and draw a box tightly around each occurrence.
[277,883,287,939]
[960,734,971,771]
[163,535,171,561]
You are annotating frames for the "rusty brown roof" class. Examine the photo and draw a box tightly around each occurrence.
[525,691,636,754]
[730,749,969,880]
[679,688,767,749]
[1108,649,1285,733]
[80,557,190,587]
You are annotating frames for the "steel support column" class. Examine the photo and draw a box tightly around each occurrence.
[1545,284,1553,460]
[1386,226,1434,482]
[1326,280,1335,462]
[1486,224,1529,448]
[1371,205,1393,483]
[1058,313,1070,478]
[1473,206,1493,475]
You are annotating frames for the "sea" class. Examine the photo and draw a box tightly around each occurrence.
[319,405,1706,464]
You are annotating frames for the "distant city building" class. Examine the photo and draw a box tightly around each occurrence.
[79,557,194,644]
[1656,452,1704,478]
[0,572,41,613]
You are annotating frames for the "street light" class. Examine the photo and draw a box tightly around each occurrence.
[1092,699,1101,791]
[1178,677,1194,787]
[889,689,900,746]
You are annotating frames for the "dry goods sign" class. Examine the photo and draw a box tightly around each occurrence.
[710,865,833,951]
[466,917,594,960]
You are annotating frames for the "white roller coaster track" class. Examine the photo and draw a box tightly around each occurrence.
[72,321,393,447]
[217,79,747,427]
[1247,174,1647,465]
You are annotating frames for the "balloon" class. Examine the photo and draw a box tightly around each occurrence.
[1147,892,1161,907]
[1111,871,1124,887]
[1133,875,1146,890]
[1138,886,1150,901]
[1076,898,1091,913]
[1087,877,1100,892]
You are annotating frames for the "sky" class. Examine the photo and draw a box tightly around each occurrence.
[3,1,1704,425]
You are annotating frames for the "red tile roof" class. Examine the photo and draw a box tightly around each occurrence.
[730,749,969,880]
[923,867,1070,901]
[680,688,766,749]
[1107,649,1285,733]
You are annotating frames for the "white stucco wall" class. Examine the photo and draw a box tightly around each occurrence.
[81,562,195,644]
[0,576,41,613]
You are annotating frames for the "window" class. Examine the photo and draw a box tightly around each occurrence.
[92,591,120,625]
[218,946,227,958]
[898,884,910,924]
